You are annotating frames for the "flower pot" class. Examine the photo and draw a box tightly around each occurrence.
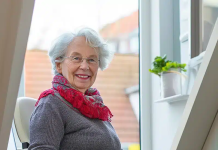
[160,69,182,98]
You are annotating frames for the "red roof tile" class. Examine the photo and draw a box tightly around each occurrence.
[100,10,138,39]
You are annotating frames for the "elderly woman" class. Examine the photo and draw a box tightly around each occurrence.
[29,28,122,150]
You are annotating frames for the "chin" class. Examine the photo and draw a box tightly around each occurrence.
[75,84,90,91]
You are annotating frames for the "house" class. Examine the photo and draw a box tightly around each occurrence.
[100,10,138,54]
[99,10,140,122]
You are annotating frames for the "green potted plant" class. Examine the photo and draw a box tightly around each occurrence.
[149,55,187,98]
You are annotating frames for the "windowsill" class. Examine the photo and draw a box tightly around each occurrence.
[155,94,189,103]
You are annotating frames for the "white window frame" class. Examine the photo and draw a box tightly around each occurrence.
[139,0,152,150]
[171,17,218,150]
[190,0,203,57]
[0,1,34,149]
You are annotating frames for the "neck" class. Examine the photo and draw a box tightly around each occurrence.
[71,86,87,94]
[78,89,86,94]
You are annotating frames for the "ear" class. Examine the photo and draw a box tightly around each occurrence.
[55,62,62,74]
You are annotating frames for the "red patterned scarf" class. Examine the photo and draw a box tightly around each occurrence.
[35,74,113,122]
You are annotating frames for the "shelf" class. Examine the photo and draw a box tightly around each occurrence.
[155,94,189,103]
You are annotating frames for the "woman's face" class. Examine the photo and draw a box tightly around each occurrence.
[56,36,99,93]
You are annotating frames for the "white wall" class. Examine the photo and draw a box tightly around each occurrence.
[150,0,188,150]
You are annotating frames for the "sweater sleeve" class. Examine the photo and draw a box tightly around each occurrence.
[28,101,64,150]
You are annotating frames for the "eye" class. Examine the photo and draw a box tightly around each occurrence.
[88,58,96,63]
[72,56,80,60]
[73,57,79,60]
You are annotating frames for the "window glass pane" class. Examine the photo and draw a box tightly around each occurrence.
[202,0,218,51]
[13,0,139,150]
[180,0,190,63]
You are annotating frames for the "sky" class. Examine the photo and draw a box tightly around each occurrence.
[27,0,138,50]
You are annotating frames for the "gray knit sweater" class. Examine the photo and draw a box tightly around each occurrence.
[29,93,122,150]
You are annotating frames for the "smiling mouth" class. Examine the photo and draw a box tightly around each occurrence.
[75,74,90,80]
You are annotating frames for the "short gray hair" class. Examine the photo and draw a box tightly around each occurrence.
[48,27,114,75]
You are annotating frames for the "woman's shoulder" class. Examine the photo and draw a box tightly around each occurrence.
[31,92,80,125]
[36,92,75,112]
[32,94,61,116]
[32,94,68,120]
[37,93,60,106]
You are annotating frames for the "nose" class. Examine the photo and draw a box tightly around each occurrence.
[79,59,89,70]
